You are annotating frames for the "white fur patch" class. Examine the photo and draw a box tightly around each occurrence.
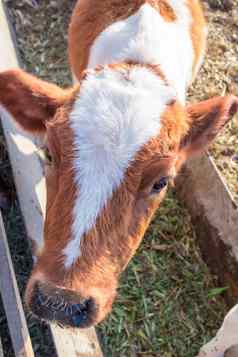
[63,66,176,267]
[88,2,194,103]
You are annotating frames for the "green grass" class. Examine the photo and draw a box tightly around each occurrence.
[98,191,227,356]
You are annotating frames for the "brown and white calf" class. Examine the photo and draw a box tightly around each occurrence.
[0,0,237,329]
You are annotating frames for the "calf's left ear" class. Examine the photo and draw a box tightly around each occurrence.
[181,95,238,156]
[0,69,71,134]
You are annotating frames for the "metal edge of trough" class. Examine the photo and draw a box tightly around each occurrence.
[0,1,103,356]
[176,153,238,304]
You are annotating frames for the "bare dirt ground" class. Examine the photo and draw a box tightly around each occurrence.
[0,0,237,356]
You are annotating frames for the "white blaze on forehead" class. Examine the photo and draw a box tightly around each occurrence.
[63,66,176,267]
[88,2,194,104]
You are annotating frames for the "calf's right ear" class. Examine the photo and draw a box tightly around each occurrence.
[0,69,71,134]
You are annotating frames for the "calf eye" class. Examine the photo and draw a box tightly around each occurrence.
[44,147,53,165]
[152,177,168,194]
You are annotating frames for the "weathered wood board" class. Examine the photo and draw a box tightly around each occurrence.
[0,1,103,356]
[0,213,34,357]
[176,153,238,304]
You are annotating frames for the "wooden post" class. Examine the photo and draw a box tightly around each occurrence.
[0,1,103,356]
[0,213,35,357]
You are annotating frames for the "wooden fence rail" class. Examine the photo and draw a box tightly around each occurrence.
[0,213,34,357]
[176,153,238,304]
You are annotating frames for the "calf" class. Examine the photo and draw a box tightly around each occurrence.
[0,0,237,329]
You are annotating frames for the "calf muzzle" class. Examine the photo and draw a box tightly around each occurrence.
[28,281,96,328]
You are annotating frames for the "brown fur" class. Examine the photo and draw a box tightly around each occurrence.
[0,69,73,133]
[186,0,207,77]
[26,76,189,326]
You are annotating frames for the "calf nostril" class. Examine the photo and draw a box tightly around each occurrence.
[71,305,87,327]
[70,300,93,327]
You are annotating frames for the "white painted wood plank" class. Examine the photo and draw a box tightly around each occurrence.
[0,0,46,251]
[0,1,103,356]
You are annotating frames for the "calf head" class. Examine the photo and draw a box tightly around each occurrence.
[0,66,237,328]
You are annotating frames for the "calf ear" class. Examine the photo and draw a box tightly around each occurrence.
[181,95,238,156]
[0,69,70,133]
